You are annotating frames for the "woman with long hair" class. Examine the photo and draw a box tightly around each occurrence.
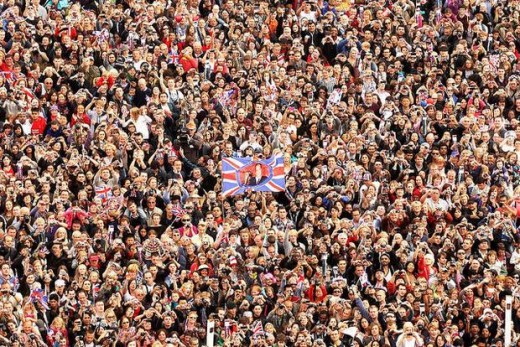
[46,317,69,346]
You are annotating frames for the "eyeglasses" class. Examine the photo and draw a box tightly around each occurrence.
[188,316,197,319]
[182,219,191,222]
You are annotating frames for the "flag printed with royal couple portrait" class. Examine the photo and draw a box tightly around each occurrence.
[222,155,285,196]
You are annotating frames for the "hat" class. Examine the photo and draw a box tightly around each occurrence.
[505,130,516,139]
[142,238,164,259]
[197,264,209,271]
[420,142,430,149]
[229,256,238,266]
[55,279,66,287]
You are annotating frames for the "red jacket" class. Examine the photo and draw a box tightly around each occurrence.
[70,113,91,127]
[31,117,47,135]
[416,254,436,281]
[179,55,198,72]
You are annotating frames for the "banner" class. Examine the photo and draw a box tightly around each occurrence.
[222,155,285,196]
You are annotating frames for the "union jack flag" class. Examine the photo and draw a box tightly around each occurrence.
[218,89,236,107]
[21,87,36,101]
[222,155,285,197]
[171,203,186,222]
[0,71,16,84]
[251,320,264,336]
[95,186,112,201]
[30,288,49,310]
[93,29,110,44]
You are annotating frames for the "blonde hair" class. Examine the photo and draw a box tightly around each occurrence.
[105,308,116,319]
[130,107,141,119]
[51,317,65,329]
[127,263,140,273]
[104,143,117,154]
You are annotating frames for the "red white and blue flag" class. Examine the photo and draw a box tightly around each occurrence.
[30,288,49,310]
[21,87,36,102]
[218,83,239,108]
[95,186,112,201]
[251,320,264,337]
[171,203,186,221]
[222,155,285,196]
[0,71,16,84]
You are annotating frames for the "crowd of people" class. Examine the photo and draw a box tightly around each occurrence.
[0,0,519,346]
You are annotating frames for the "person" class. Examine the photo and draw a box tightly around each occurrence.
[245,163,269,186]
[396,322,424,347]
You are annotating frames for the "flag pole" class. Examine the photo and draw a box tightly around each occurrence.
[221,187,227,222]
[506,295,513,347]
[222,198,226,221]
[206,320,215,347]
